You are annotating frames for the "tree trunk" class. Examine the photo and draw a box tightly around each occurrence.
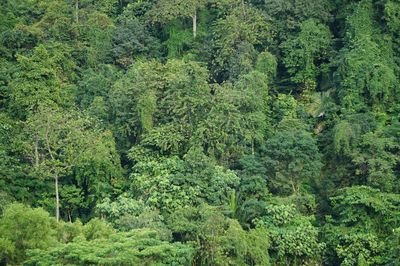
[34,137,39,167]
[75,0,79,24]
[290,178,297,194]
[55,175,60,222]
[192,10,197,38]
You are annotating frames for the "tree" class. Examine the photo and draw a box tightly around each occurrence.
[271,94,298,123]
[81,11,115,67]
[96,194,169,234]
[255,198,324,265]
[112,9,160,68]
[112,59,210,155]
[263,120,322,195]
[280,19,332,90]
[336,37,398,113]
[351,131,399,192]
[235,155,270,228]
[7,43,76,119]
[111,60,163,152]
[384,0,400,34]
[3,0,400,264]
[130,147,239,211]
[0,203,56,265]
[24,106,122,221]
[159,60,210,132]
[76,64,119,111]
[166,204,270,265]
[254,51,278,83]
[0,113,27,204]
[234,71,271,151]
[324,186,400,265]
[334,0,399,113]
[329,113,400,191]
[330,186,400,231]
[147,0,207,38]
[211,4,270,80]
[25,228,194,265]
[199,72,270,165]
[35,0,76,42]
[262,0,333,44]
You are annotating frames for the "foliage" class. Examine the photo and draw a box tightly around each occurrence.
[130,147,239,211]
[211,3,270,80]
[324,186,400,265]
[95,194,170,235]
[335,0,399,113]
[166,205,270,265]
[25,229,194,266]
[263,120,322,195]
[112,9,160,68]
[280,19,332,89]
[23,106,122,220]
[2,0,400,265]
[0,203,56,265]
[255,197,324,265]
[7,43,76,118]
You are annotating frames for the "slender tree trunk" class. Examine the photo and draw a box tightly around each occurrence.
[192,9,197,38]
[55,175,60,222]
[44,117,62,222]
[291,178,297,194]
[75,0,79,24]
[34,137,39,167]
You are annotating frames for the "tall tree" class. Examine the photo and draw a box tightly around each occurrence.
[147,0,207,38]
[211,3,270,80]
[264,120,322,195]
[7,43,76,119]
[280,19,332,90]
[24,106,122,221]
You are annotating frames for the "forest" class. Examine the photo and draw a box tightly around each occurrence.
[0,0,399,265]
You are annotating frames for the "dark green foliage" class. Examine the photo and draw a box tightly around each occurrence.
[263,120,322,195]
[112,9,160,68]
[262,0,333,46]
[76,64,119,110]
[324,186,400,265]
[166,205,270,265]
[211,3,271,80]
[1,0,400,264]
[280,19,332,89]
[334,0,400,113]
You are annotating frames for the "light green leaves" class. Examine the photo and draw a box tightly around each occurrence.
[0,203,56,264]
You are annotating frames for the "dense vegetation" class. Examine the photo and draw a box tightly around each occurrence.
[0,0,399,265]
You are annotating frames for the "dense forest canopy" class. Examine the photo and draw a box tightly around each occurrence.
[0,0,399,265]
